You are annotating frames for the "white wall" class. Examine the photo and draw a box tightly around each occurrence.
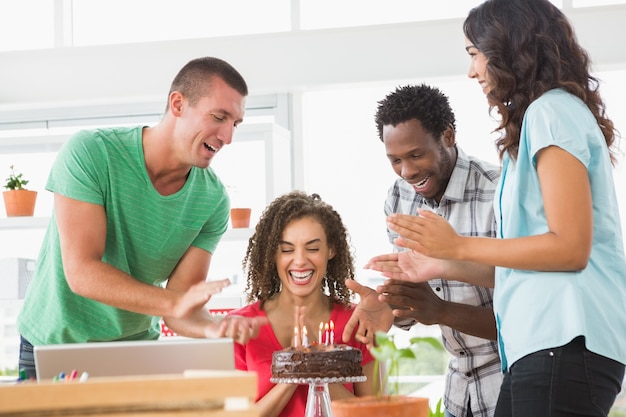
[0,3,625,384]
[1,3,625,278]
[0,5,625,108]
[1,3,624,264]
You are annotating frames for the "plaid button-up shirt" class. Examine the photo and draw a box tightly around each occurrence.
[385,147,503,417]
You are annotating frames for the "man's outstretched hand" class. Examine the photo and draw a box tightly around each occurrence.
[343,279,393,347]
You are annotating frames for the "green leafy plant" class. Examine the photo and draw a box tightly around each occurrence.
[0,366,18,376]
[4,165,29,190]
[370,331,445,407]
[430,398,444,417]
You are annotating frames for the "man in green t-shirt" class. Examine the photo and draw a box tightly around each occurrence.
[17,57,267,379]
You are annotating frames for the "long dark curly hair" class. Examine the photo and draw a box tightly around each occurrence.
[242,191,355,309]
[464,0,619,163]
[374,83,456,143]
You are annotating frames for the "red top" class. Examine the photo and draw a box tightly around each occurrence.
[227,301,374,417]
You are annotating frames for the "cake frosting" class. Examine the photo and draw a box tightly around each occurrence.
[271,343,363,380]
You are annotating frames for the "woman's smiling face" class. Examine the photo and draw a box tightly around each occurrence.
[465,38,491,96]
[275,216,335,298]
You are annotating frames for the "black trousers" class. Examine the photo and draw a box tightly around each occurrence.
[495,336,625,417]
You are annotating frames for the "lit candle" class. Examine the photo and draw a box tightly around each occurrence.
[329,320,335,345]
[324,322,329,346]
[293,326,300,348]
[302,325,308,347]
[319,321,324,344]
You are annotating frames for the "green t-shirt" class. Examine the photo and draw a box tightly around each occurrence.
[18,126,229,344]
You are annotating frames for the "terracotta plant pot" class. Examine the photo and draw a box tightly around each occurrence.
[3,190,37,217]
[331,395,429,417]
[230,207,251,228]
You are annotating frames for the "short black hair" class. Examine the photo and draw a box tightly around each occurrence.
[375,84,456,142]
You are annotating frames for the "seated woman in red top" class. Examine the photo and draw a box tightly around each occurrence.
[227,191,375,417]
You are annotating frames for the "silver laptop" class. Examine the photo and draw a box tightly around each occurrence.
[34,338,234,382]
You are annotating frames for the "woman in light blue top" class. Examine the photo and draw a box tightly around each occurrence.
[365,0,626,416]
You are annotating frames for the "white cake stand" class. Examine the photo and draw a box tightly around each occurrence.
[270,376,367,417]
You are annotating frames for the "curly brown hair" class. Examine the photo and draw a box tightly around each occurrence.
[242,191,355,309]
[464,0,619,164]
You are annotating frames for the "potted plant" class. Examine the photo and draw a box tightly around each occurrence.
[226,184,252,228]
[331,331,445,417]
[230,207,252,228]
[3,165,37,217]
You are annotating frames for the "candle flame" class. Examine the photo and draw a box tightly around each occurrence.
[329,320,334,330]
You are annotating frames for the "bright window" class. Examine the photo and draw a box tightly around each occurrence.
[300,0,485,30]
[0,0,54,52]
[574,0,626,6]
[301,77,498,266]
[300,70,626,281]
[71,0,291,46]
[0,0,574,52]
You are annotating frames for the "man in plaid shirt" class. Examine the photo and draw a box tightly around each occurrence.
[346,84,502,417]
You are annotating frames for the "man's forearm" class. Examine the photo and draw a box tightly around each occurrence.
[439,302,497,340]
[444,261,495,288]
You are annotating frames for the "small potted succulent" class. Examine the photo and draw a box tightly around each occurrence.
[331,331,445,417]
[3,165,37,217]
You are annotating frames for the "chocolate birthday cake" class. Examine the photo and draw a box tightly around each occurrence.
[271,343,363,379]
